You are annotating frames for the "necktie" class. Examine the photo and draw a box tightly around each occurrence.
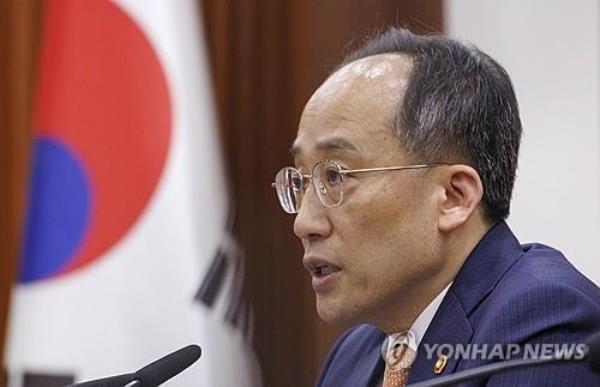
[382,342,415,387]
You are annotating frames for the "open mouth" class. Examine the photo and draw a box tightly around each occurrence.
[311,263,341,278]
[311,264,340,278]
[304,258,342,290]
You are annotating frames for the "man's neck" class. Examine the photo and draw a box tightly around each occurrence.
[376,215,493,334]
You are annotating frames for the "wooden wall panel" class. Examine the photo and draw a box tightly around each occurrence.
[0,1,42,385]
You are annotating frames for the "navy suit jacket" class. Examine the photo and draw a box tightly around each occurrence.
[316,221,600,386]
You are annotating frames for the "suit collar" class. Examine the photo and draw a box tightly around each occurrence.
[450,220,524,316]
[408,220,524,383]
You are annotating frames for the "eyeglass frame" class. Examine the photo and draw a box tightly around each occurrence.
[271,160,451,214]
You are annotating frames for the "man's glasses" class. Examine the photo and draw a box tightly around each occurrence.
[272,160,449,214]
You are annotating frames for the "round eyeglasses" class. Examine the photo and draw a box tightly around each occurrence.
[272,160,449,214]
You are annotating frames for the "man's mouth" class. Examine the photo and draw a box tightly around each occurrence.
[303,257,342,290]
[310,263,341,278]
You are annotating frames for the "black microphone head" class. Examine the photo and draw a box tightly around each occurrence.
[67,373,134,387]
[587,330,600,373]
[134,344,202,386]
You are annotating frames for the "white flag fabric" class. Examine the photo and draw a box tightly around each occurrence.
[6,0,261,386]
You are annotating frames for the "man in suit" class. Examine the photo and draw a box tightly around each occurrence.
[272,27,600,386]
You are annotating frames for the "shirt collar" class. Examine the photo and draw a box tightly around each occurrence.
[385,282,451,352]
[411,282,451,349]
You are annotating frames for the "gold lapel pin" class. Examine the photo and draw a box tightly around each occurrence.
[434,354,448,374]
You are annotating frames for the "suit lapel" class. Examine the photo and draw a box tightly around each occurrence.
[408,221,524,384]
[360,342,385,387]
[408,290,473,383]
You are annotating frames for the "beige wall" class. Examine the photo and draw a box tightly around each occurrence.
[445,0,600,284]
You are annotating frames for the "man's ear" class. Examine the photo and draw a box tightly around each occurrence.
[438,165,484,232]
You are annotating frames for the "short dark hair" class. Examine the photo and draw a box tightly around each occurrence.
[340,27,522,221]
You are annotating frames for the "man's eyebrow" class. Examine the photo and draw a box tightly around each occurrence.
[290,137,360,158]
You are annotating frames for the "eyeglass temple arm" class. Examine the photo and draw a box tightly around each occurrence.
[341,163,449,175]
[271,163,448,186]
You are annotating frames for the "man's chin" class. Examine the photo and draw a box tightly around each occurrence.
[316,299,362,327]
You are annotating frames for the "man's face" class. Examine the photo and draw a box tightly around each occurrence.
[292,54,446,330]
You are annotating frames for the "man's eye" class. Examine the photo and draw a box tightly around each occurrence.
[291,176,303,189]
[324,169,343,185]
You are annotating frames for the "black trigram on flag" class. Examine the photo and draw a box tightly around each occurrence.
[194,224,253,340]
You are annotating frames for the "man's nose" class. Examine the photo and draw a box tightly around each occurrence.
[293,184,332,241]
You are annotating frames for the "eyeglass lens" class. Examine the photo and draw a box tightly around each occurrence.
[275,167,303,214]
[312,162,344,207]
[275,161,344,214]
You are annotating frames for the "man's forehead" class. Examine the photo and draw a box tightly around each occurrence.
[293,54,412,159]
[290,135,361,159]
[302,54,413,125]
[309,53,413,103]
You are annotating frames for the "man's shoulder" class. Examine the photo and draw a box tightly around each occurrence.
[495,242,600,305]
[316,324,385,387]
[321,324,385,365]
[452,242,600,385]
[471,241,600,342]
[517,242,597,282]
[333,324,385,349]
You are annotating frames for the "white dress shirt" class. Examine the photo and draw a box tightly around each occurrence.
[384,283,451,355]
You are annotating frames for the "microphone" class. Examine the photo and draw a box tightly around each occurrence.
[67,374,134,387]
[127,344,202,386]
[67,344,202,387]
[408,331,600,387]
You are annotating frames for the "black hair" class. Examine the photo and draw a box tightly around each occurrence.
[340,27,522,221]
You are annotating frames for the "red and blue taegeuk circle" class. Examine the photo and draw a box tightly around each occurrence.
[21,0,172,283]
